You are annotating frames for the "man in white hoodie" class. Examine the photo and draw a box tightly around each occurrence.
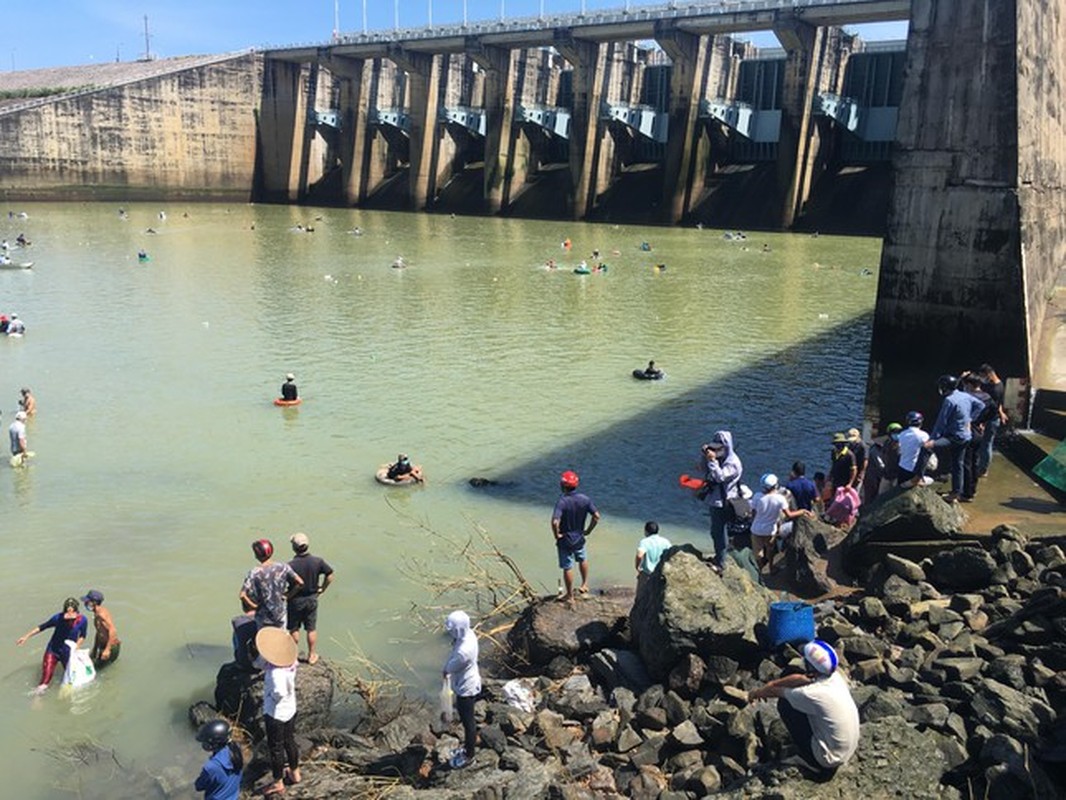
[442,610,482,769]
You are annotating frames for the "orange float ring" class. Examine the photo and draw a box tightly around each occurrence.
[274,398,302,407]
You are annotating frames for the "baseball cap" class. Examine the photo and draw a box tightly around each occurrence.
[15,410,27,421]
[285,373,295,380]
[802,640,839,675]
[290,532,310,549]
[82,589,104,605]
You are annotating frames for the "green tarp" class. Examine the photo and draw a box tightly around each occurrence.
[1033,438,1066,492]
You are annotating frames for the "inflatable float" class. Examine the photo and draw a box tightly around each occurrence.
[632,369,664,380]
[375,464,424,486]
[274,398,301,407]
[678,474,706,491]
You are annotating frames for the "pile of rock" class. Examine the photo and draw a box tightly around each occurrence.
[186,526,1065,799]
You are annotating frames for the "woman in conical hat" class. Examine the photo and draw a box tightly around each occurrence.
[255,627,300,794]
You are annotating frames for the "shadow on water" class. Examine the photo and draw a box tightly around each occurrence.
[472,313,874,532]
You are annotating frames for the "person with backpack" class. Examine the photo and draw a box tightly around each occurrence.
[194,719,244,800]
[700,431,743,574]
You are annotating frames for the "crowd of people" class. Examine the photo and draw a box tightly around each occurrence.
[10,358,1008,789]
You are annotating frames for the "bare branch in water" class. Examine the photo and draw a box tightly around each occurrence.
[384,497,540,627]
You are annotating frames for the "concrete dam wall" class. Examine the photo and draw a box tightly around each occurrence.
[0,53,261,201]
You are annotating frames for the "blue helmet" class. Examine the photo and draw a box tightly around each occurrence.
[905,410,923,427]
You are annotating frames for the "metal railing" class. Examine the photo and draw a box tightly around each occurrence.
[263,0,905,53]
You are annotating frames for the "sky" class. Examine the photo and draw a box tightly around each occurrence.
[4,1,907,71]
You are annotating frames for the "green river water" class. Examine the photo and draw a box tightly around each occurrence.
[0,203,880,798]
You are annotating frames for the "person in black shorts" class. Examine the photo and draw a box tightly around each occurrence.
[286,533,334,665]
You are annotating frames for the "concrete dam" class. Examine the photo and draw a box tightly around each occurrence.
[0,0,1063,425]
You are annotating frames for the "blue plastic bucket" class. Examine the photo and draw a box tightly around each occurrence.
[768,601,815,647]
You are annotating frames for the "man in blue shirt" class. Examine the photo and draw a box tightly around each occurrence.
[924,374,988,502]
[784,461,817,511]
[551,470,600,606]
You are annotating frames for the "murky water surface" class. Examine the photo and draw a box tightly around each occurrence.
[0,203,879,797]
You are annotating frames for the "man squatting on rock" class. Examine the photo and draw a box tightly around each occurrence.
[747,639,860,776]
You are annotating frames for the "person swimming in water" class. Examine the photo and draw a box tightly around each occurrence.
[386,454,424,483]
[281,373,298,402]
[643,361,663,379]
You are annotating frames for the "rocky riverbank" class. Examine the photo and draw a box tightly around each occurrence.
[186,494,1065,799]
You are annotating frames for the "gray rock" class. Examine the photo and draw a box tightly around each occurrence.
[905,701,950,728]
[616,724,642,753]
[588,648,653,695]
[949,593,984,613]
[859,596,890,623]
[934,657,985,681]
[926,547,998,592]
[858,690,905,722]
[885,553,928,582]
[713,719,963,799]
[780,515,844,597]
[630,547,772,679]
[212,659,334,741]
[843,485,965,573]
[670,719,705,747]
[667,653,706,697]
[970,678,1054,743]
[507,588,634,666]
[662,690,690,727]
[628,732,668,767]
[687,765,721,796]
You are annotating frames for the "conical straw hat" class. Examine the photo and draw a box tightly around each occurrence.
[255,626,297,667]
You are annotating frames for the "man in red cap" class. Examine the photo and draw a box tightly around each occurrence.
[551,470,600,606]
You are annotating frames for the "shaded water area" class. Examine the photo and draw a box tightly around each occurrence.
[0,203,880,797]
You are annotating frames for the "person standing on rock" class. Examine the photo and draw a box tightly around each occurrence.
[240,539,303,630]
[747,639,859,776]
[551,470,600,605]
[924,374,987,503]
[783,461,817,512]
[255,626,300,795]
[896,411,930,486]
[700,431,742,573]
[286,532,334,666]
[975,363,1007,476]
[635,521,672,586]
[442,610,481,770]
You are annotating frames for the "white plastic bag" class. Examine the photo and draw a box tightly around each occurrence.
[439,677,454,723]
[502,678,536,713]
[62,642,97,688]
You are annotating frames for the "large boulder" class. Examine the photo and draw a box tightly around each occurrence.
[629,546,773,680]
[843,486,966,574]
[507,587,634,668]
[780,516,846,597]
[716,718,965,799]
[925,546,999,592]
[212,659,334,740]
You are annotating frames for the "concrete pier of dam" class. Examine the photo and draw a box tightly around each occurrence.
[0,0,1064,438]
